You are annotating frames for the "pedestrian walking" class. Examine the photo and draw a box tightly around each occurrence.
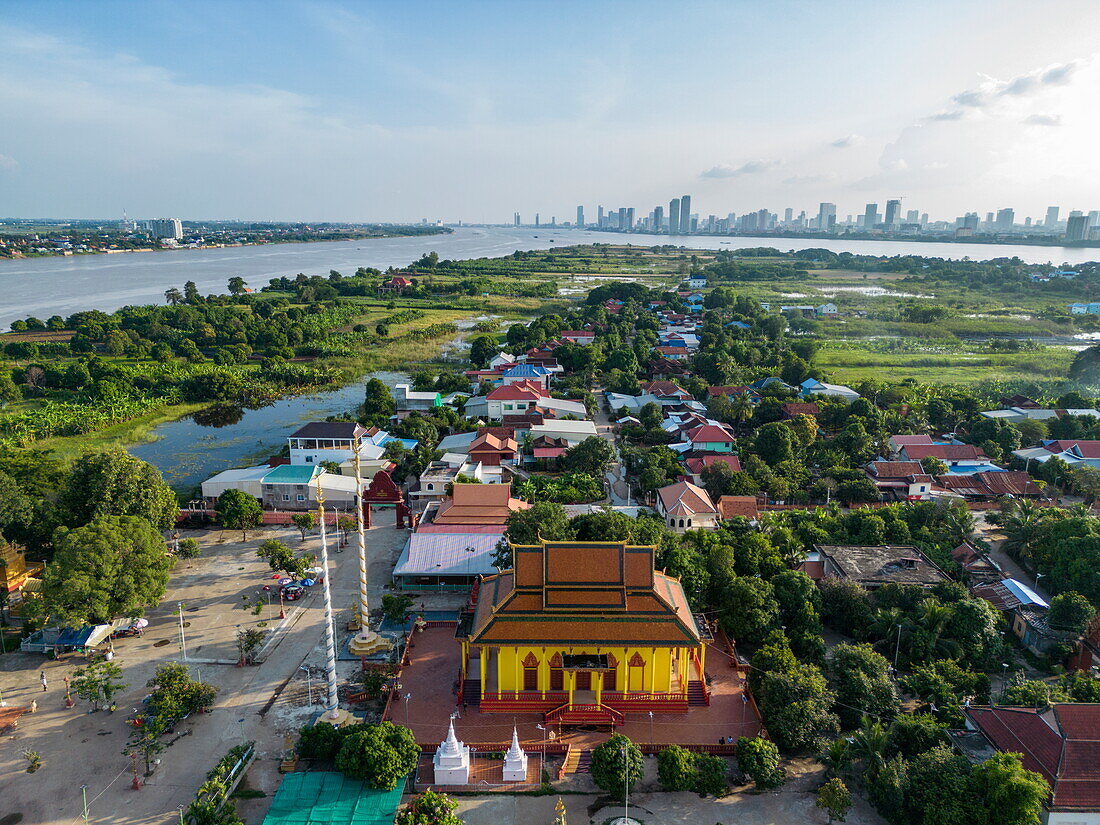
[40,671,48,692]
[30,699,37,713]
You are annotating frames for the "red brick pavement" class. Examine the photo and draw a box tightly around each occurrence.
[386,627,762,750]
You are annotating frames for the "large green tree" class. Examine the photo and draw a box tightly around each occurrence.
[335,722,419,790]
[828,643,900,729]
[736,736,785,789]
[970,751,1049,825]
[215,489,263,540]
[561,436,615,475]
[906,745,984,825]
[58,449,177,529]
[71,660,127,711]
[758,663,839,753]
[588,734,644,798]
[42,515,171,625]
[502,501,572,547]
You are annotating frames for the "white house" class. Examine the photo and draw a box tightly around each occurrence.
[655,480,719,532]
[800,377,860,402]
[527,419,599,445]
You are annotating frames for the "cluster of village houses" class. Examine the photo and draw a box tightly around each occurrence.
[182,287,1100,816]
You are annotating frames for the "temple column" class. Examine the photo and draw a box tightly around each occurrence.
[514,651,521,698]
[567,671,574,709]
[650,648,657,695]
[496,648,504,701]
[594,671,603,707]
[480,648,487,700]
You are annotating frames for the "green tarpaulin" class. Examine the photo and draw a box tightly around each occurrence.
[262,772,403,825]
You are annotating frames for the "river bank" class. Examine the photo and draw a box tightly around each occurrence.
[4,226,1100,328]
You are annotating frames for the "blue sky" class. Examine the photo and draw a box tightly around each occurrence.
[1,0,1099,222]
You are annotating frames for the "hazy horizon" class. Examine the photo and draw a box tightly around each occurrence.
[2,0,1099,224]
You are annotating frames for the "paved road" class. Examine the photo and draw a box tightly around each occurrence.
[0,518,410,825]
[591,388,632,507]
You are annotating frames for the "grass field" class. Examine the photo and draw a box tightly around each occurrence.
[816,344,1076,384]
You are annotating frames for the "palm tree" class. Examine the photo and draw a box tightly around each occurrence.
[939,502,975,546]
[999,498,1045,562]
[869,607,909,665]
[819,737,853,777]
[852,716,888,774]
[164,287,183,306]
[729,391,755,434]
[916,598,961,659]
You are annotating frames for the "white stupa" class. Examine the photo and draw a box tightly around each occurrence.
[433,718,471,785]
[502,726,528,782]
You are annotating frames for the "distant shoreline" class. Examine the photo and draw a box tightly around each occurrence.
[0,226,452,262]
[584,226,1100,252]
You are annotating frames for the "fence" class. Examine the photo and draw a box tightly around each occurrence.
[177,509,344,525]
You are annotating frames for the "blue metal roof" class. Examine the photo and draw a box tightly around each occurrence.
[503,364,550,376]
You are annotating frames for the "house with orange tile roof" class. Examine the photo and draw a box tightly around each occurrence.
[717,495,759,522]
[655,480,719,532]
[457,540,710,723]
[423,482,530,528]
[467,432,519,467]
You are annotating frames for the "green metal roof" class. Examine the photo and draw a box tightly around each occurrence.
[262,773,403,825]
[263,465,321,484]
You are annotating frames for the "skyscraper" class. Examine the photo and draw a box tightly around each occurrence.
[817,202,836,232]
[784,208,793,224]
[669,198,681,234]
[597,205,605,226]
[576,206,584,228]
[906,209,919,224]
[625,208,635,231]
[1045,206,1060,227]
[1066,215,1090,241]
[653,205,664,231]
[514,212,520,226]
[535,213,540,228]
[149,218,183,240]
[995,208,1015,231]
[884,199,901,227]
[863,203,879,230]
[679,195,692,234]
[618,207,628,231]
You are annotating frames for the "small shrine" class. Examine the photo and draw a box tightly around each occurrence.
[432,718,471,784]
[502,726,528,782]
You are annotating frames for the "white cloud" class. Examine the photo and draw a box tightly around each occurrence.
[950,58,1087,110]
[1023,113,1062,126]
[830,134,864,149]
[700,159,781,178]
[0,153,17,171]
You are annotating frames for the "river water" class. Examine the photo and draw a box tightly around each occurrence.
[5,225,1099,487]
[128,372,407,493]
[2,226,1099,329]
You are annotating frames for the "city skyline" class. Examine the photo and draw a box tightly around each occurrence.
[1,2,1099,221]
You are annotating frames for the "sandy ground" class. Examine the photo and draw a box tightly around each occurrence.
[0,515,411,825]
[452,758,886,825]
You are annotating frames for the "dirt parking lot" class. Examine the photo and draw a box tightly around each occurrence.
[0,517,410,825]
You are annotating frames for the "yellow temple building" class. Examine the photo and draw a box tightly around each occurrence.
[457,540,710,725]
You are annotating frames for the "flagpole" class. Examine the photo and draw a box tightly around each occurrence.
[348,450,389,656]
[316,479,341,720]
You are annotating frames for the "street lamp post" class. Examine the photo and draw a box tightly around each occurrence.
[537,723,546,781]
[81,784,89,822]
[300,665,313,705]
[404,692,411,727]
[622,744,629,824]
